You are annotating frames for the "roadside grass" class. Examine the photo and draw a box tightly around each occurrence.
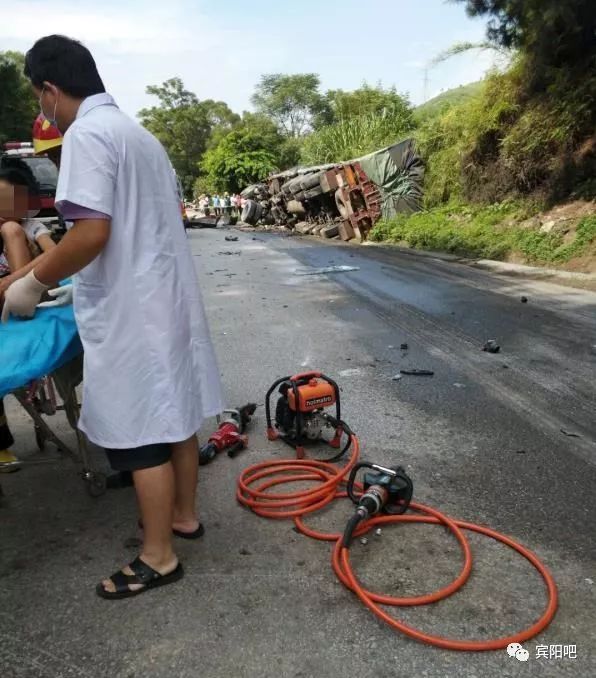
[370,202,596,265]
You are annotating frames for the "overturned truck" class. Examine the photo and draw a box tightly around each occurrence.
[240,138,424,242]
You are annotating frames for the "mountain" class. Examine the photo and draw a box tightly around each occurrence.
[415,81,484,120]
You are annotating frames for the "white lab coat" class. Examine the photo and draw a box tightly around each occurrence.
[55,93,224,448]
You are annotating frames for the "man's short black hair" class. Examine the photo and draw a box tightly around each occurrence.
[24,35,105,98]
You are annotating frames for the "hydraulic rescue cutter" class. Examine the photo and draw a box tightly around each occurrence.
[199,403,257,465]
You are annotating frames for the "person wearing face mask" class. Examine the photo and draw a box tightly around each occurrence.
[2,35,224,599]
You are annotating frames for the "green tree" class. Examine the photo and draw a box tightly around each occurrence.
[138,77,239,195]
[0,51,38,145]
[251,73,330,137]
[202,127,278,193]
[239,112,301,168]
[322,83,414,127]
[454,1,596,79]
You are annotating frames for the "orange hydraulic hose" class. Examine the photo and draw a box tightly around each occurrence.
[300,500,474,606]
[337,516,558,651]
[236,435,360,518]
[236,433,558,651]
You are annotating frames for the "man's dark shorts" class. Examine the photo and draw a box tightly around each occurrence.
[104,443,171,471]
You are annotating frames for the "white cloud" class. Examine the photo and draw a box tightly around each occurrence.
[0,0,284,116]
[1,0,500,115]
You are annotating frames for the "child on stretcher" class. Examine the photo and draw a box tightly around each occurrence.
[0,166,56,471]
[0,166,56,284]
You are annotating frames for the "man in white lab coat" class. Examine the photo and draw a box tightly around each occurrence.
[2,35,224,598]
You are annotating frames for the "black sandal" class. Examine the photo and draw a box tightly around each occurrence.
[173,523,205,540]
[96,556,184,600]
[137,520,205,540]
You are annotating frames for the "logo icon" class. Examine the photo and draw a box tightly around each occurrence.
[507,643,530,662]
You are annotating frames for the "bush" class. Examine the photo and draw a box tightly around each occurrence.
[414,54,596,207]
[370,205,596,265]
[301,107,415,165]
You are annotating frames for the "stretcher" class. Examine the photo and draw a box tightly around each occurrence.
[0,303,107,497]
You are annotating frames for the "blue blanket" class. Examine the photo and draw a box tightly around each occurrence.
[0,304,82,398]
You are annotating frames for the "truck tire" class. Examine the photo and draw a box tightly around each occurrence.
[281,179,295,196]
[289,177,304,195]
[241,200,258,224]
[300,172,322,191]
[304,185,324,200]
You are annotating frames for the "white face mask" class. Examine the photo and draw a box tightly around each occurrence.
[39,86,61,133]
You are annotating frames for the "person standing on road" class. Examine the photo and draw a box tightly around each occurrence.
[2,35,224,598]
[234,194,242,216]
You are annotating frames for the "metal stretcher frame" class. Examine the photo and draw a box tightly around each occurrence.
[1,353,107,498]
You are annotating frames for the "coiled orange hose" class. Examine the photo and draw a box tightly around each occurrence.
[236,434,558,651]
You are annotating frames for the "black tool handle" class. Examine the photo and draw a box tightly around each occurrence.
[346,461,375,504]
[227,441,246,458]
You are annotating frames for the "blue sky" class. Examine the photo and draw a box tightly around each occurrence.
[1,0,498,116]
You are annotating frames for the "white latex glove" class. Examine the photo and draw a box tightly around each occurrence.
[1,271,49,323]
[37,284,74,309]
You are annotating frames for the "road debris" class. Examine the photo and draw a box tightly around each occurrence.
[340,368,363,377]
[483,340,501,353]
[375,528,382,537]
[560,428,581,438]
[360,537,368,546]
[400,369,434,377]
[218,250,241,256]
[225,235,239,242]
[400,343,409,350]
[293,265,360,276]
[453,382,466,388]
[521,296,528,303]
[392,374,403,381]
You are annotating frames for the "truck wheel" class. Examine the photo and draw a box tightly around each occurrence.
[241,200,258,224]
[300,172,322,191]
[289,177,304,195]
[304,185,324,200]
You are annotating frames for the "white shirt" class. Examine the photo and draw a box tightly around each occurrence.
[56,93,224,448]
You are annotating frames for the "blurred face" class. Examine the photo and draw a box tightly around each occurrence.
[0,181,28,221]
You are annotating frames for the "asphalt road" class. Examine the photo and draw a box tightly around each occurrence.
[1,228,595,678]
